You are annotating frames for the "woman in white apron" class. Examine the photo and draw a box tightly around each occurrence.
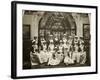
[64,47,74,65]
[47,39,55,65]
[48,47,61,66]
[62,37,74,65]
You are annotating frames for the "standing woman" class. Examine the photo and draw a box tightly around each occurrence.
[47,39,55,65]
[68,36,74,58]
[79,43,86,64]
[79,37,84,45]
[57,40,64,63]
[59,40,64,53]
[72,43,80,64]
[62,34,68,49]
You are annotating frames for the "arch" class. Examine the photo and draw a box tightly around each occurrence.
[38,12,76,40]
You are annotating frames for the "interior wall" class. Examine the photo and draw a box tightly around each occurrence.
[23,13,90,40]
[72,13,90,37]
[23,14,40,40]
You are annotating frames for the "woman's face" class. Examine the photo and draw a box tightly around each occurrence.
[60,42,63,45]
[75,45,79,51]
[64,48,68,52]
[74,37,78,41]
[43,46,46,50]
[32,44,34,48]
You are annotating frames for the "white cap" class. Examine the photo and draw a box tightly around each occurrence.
[49,34,53,36]
[50,39,53,43]
[60,40,63,43]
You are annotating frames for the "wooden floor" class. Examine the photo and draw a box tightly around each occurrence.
[24,61,90,69]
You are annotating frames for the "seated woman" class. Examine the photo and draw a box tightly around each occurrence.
[64,47,74,65]
[79,43,86,64]
[47,47,61,66]
[37,39,48,64]
[30,50,39,67]
[30,40,40,67]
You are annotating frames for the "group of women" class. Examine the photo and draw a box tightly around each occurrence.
[30,34,86,67]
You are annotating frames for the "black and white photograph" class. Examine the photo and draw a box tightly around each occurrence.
[11,1,97,79]
[23,11,91,69]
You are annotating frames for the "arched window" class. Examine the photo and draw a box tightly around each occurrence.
[39,11,76,40]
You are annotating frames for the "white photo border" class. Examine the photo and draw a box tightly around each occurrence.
[11,1,98,79]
